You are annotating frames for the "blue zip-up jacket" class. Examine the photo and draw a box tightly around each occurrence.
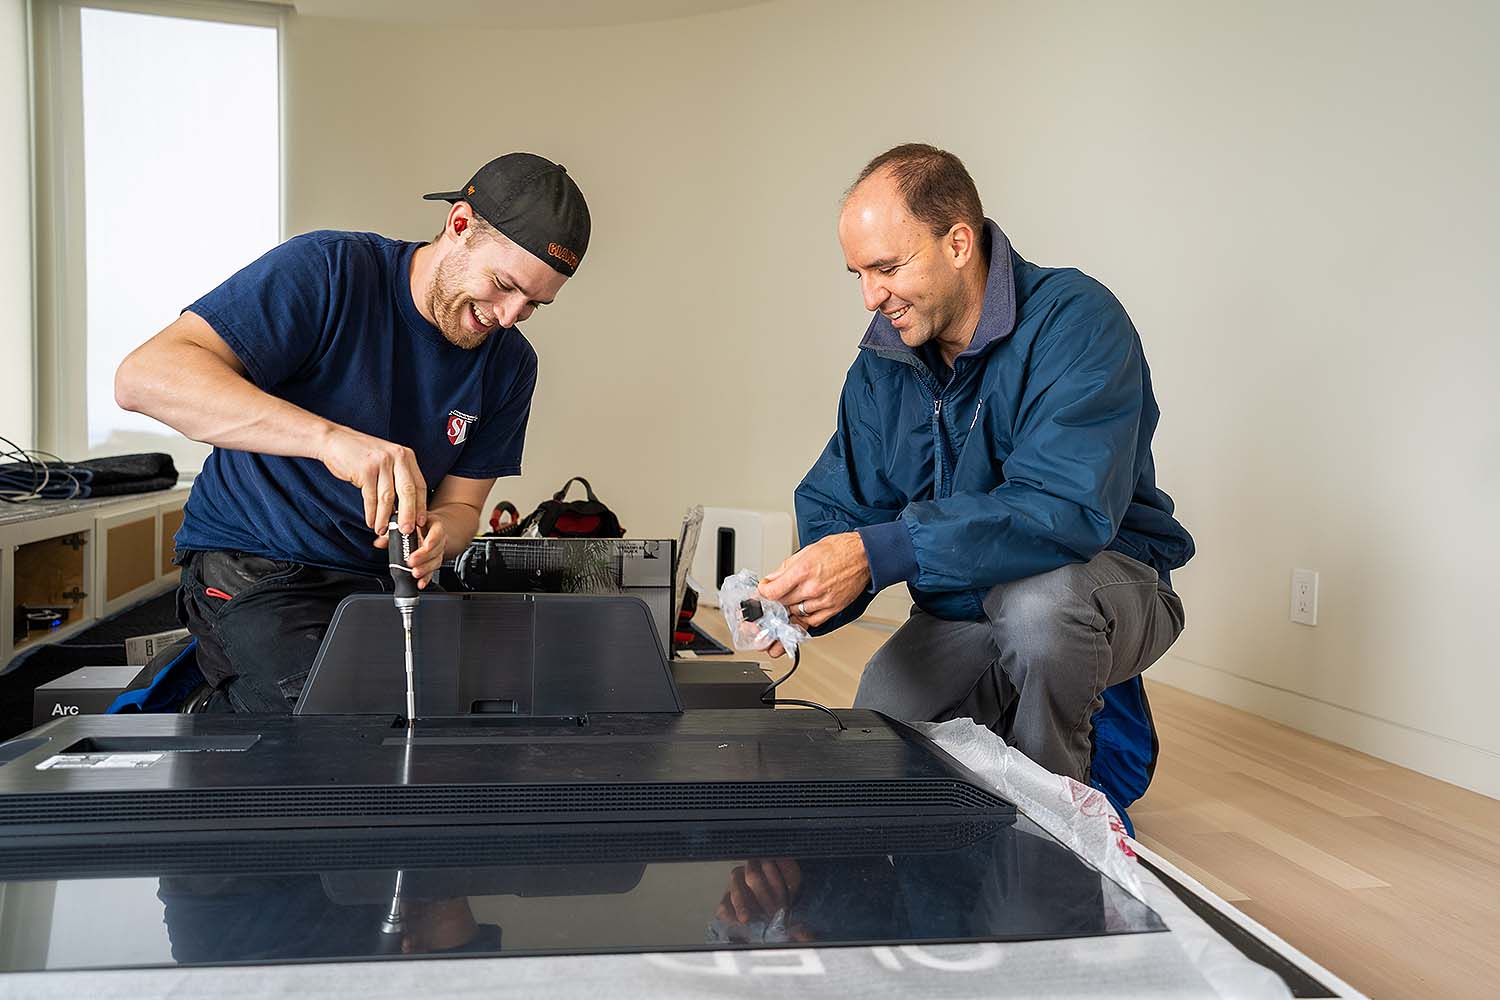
[795,221,1194,819]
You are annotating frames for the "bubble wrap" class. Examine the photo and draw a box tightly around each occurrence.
[916,717,1145,901]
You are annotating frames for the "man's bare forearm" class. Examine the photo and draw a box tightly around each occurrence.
[428,500,482,557]
[119,312,433,536]
[116,314,337,461]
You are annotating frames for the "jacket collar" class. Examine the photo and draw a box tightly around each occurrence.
[858,220,1018,361]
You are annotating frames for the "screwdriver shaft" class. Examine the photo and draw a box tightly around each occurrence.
[400,608,415,727]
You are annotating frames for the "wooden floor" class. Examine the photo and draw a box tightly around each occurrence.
[694,611,1500,999]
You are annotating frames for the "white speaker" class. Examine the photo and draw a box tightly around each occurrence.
[689,507,795,606]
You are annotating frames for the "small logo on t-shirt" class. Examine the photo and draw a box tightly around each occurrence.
[447,408,478,446]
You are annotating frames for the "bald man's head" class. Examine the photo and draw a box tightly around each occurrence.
[843,143,984,239]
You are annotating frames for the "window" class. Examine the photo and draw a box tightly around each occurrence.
[33,0,282,471]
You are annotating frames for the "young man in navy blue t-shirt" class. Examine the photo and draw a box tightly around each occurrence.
[115,153,591,713]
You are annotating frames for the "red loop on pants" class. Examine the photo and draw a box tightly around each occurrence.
[204,587,233,601]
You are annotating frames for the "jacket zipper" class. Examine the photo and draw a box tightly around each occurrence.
[933,398,946,497]
[870,348,954,498]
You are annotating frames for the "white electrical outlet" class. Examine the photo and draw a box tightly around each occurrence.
[1291,569,1319,626]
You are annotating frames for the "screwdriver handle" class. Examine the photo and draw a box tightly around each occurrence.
[387,518,419,599]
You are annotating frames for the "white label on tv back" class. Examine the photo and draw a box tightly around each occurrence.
[36,752,164,770]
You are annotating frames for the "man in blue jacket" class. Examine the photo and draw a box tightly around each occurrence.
[758,144,1193,822]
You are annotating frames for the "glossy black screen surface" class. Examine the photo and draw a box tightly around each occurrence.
[0,815,1162,972]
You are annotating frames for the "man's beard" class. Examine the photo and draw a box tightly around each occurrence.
[426,248,491,350]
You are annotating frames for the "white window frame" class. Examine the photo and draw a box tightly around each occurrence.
[29,0,286,464]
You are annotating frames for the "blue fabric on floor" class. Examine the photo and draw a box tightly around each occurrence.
[106,639,202,714]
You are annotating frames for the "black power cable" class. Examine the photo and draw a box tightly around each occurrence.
[761,646,847,730]
[0,435,83,503]
[741,598,846,730]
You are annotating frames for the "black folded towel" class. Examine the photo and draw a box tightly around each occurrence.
[0,453,178,500]
[74,453,179,496]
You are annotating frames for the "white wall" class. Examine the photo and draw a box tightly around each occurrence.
[1,0,33,449]
[973,0,1500,798]
[281,1,1498,794]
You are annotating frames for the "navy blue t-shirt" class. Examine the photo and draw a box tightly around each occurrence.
[175,230,537,574]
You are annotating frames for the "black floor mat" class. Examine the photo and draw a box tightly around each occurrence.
[60,590,180,644]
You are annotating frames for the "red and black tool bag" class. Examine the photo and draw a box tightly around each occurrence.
[489,476,625,539]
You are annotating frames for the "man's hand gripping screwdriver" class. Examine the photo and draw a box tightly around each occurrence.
[387,515,420,728]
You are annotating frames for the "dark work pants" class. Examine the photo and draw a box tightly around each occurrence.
[177,550,390,713]
[853,551,1185,783]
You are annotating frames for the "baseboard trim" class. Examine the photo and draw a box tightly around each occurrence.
[1148,654,1500,801]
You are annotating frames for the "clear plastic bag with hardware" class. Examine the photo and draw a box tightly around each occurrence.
[717,570,809,659]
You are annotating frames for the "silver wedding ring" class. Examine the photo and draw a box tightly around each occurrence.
[797,601,808,617]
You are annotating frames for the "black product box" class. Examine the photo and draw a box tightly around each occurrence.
[669,659,771,710]
[32,665,148,728]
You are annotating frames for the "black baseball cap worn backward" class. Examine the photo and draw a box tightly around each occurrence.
[424,152,591,277]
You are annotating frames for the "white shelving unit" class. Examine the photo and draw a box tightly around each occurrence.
[0,488,190,669]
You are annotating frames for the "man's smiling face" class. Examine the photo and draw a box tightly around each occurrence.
[838,168,970,354]
[428,216,568,349]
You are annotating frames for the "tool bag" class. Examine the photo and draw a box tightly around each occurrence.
[488,476,626,539]
[487,500,520,533]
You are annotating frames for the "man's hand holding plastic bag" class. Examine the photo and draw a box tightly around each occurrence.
[718,570,809,660]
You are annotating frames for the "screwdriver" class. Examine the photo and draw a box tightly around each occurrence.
[387,516,420,727]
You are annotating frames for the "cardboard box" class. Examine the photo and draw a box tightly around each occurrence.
[33,665,148,728]
[125,628,191,666]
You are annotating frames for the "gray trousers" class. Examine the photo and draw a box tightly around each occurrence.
[853,551,1185,782]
